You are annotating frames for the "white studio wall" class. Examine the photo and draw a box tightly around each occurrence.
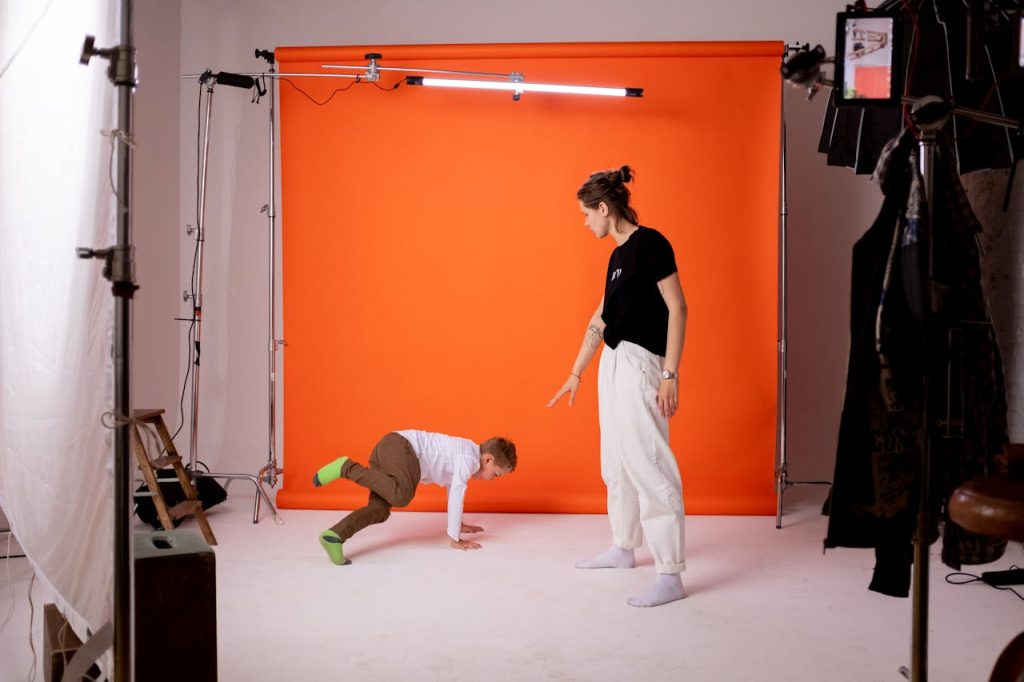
[0,0,119,670]
[133,0,181,425]
[126,0,1024,506]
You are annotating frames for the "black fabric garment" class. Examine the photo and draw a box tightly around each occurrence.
[134,469,227,529]
[601,226,678,357]
[825,129,1008,597]
[820,95,903,175]
[824,188,920,557]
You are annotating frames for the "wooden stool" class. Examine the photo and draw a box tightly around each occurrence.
[131,409,217,546]
[948,445,1024,682]
[949,477,1024,540]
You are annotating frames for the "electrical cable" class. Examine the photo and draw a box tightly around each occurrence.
[171,80,204,444]
[279,74,402,106]
[0,532,16,634]
[59,620,70,674]
[368,77,403,92]
[279,75,360,105]
[26,573,36,682]
[945,564,1024,601]
[170,305,196,444]
[254,74,269,104]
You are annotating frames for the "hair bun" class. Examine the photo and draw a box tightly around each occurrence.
[577,166,639,225]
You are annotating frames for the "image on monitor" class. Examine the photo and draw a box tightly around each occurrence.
[835,11,901,106]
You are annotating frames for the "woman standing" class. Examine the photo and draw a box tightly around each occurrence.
[548,165,688,607]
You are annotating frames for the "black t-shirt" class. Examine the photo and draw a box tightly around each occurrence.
[601,226,678,357]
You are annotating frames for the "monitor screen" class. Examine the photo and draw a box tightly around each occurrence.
[834,11,902,106]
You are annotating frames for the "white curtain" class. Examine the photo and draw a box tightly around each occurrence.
[0,0,118,671]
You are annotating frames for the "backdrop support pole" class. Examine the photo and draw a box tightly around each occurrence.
[775,56,832,529]
[254,50,283,523]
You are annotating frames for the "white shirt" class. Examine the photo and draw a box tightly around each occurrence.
[396,429,480,541]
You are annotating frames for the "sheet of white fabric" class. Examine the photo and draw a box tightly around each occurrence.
[395,429,480,541]
[0,0,117,672]
[598,341,686,573]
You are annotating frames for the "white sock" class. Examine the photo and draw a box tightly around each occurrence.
[575,545,635,569]
[627,573,686,607]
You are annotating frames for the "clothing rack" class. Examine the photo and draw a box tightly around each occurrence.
[782,28,1019,670]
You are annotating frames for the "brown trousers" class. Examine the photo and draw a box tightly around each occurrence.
[329,433,421,541]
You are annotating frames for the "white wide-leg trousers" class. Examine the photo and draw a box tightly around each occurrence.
[598,340,686,574]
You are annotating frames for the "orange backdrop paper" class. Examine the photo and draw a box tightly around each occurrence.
[275,42,781,515]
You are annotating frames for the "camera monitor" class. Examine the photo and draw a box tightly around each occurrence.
[834,10,902,106]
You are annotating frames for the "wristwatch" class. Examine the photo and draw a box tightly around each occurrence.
[661,370,678,380]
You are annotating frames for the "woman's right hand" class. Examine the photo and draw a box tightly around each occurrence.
[546,374,581,407]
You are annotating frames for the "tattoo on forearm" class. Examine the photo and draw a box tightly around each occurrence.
[585,324,603,348]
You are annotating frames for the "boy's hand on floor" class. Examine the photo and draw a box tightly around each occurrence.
[449,538,481,550]
[460,523,484,533]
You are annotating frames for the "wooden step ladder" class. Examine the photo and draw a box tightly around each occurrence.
[131,409,217,546]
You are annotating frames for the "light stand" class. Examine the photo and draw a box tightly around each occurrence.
[186,70,282,524]
[253,48,284,520]
[189,71,212,486]
[77,3,137,678]
[775,45,833,529]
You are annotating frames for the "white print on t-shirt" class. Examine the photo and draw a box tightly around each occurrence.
[611,268,622,281]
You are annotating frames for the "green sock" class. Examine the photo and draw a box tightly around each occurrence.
[319,530,351,565]
[313,456,349,487]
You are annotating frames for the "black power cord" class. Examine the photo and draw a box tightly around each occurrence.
[945,564,1024,601]
[278,74,402,107]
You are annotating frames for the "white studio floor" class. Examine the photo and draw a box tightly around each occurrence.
[1,485,1022,682]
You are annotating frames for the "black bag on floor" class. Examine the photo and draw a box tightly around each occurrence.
[134,469,228,529]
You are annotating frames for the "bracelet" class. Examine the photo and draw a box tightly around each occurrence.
[570,372,582,381]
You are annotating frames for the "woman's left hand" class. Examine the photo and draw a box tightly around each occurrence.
[657,379,679,419]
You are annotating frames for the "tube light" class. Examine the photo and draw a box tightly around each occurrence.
[405,76,642,98]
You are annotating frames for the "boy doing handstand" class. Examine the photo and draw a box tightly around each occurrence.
[313,430,517,564]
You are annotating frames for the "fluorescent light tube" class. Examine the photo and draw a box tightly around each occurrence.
[405,76,642,98]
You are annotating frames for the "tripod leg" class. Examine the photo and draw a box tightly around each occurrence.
[776,472,786,529]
